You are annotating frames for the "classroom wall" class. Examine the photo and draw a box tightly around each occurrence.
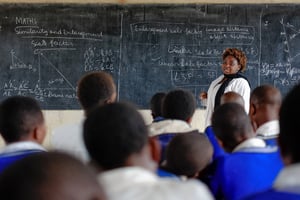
[44,109,206,148]
[0,0,296,149]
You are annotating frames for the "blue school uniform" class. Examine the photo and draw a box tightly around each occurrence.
[204,126,227,160]
[256,120,279,147]
[0,141,45,173]
[210,138,283,200]
[243,163,300,200]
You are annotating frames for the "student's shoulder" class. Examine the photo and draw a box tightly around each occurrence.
[157,179,214,200]
[243,189,300,200]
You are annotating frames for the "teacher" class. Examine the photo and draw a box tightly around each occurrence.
[201,48,251,127]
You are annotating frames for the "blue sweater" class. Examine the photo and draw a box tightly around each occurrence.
[243,189,300,200]
[210,147,283,200]
[204,126,227,160]
[0,149,44,173]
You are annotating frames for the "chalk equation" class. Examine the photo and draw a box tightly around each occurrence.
[171,69,216,86]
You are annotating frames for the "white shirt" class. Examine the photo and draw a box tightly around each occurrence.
[205,74,251,127]
[51,119,90,162]
[256,120,280,139]
[0,141,46,154]
[233,137,266,152]
[148,119,196,137]
[98,167,214,200]
[274,163,300,194]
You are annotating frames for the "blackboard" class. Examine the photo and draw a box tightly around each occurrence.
[0,4,299,109]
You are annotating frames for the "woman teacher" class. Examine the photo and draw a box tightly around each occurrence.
[200,48,251,127]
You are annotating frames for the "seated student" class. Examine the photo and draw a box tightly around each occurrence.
[51,71,117,162]
[148,89,197,161]
[147,137,179,179]
[162,131,213,180]
[150,92,166,122]
[244,83,300,200]
[0,152,107,200]
[0,96,46,173]
[210,103,283,200]
[83,102,214,200]
[249,85,282,146]
[205,91,245,160]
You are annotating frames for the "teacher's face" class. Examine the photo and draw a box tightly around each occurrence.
[222,55,241,75]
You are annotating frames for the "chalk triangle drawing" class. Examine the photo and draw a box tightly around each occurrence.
[38,51,75,90]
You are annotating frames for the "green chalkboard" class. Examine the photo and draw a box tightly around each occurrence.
[0,4,299,109]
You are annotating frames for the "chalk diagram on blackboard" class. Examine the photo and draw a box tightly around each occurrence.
[37,51,76,90]
[268,17,300,89]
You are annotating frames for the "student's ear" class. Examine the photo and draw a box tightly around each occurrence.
[186,117,193,124]
[249,103,258,131]
[217,139,224,149]
[249,102,256,116]
[32,124,46,144]
[148,137,161,163]
[104,98,114,104]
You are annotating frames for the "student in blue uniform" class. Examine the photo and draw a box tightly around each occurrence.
[149,92,166,122]
[204,91,245,160]
[244,83,300,200]
[249,85,282,146]
[0,96,46,173]
[210,103,283,200]
[83,102,214,200]
[162,131,213,180]
[148,89,197,163]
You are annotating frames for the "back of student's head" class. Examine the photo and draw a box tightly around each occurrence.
[221,91,245,107]
[0,96,45,144]
[165,131,213,178]
[279,84,300,164]
[77,71,116,115]
[212,102,254,152]
[150,92,166,119]
[251,84,281,106]
[84,102,155,171]
[162,89,196,121]
[0,152,106,200]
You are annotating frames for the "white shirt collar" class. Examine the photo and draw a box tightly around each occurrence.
[148,119,196,137]
[0,141,46,154]
[233,137,266,152]
[256,120,280,138]
[274,163,300,194]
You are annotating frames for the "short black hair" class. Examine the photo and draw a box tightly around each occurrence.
[162,89,196,121]
[0,96,44,143]
[150,92,166,118]
[250,84,282,106]
[83,102,148,170]
[279,84,300,163]
[0,152,106,200]
[212,102,253,152]
[165,131,213,177]
[77,71,116,114]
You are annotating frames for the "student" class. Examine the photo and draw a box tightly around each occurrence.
[249,85,282,146]
[150,92,166,122]
[205,91,245,160]
[83,102,214,200]
[0,96,46,173]
[0,152,107,200]
[210,103,283,200]
[162,132,213,180]
[148,89,197,162]
[51,71,117,162]
[244,83,300,200]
